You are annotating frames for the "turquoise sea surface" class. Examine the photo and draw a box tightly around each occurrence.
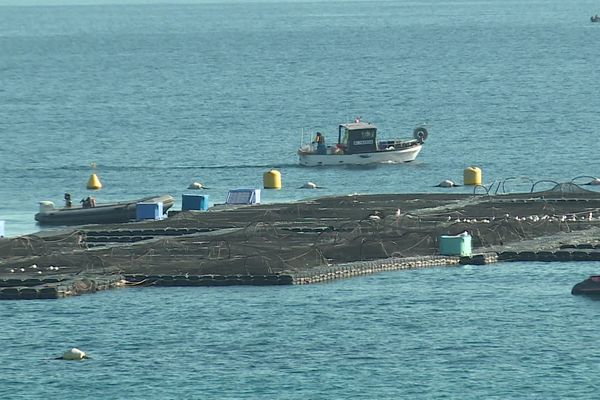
[3,263,600,399]
[1,0,600,398]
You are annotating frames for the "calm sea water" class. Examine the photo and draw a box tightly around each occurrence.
[1,262,600,399]
[1,1,600,398]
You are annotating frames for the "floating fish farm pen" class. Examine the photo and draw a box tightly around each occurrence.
[1,182,600,299]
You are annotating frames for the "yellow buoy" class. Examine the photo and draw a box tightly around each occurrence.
[463,166,482,186]
[263,169,282,189]
[87,173,102,190]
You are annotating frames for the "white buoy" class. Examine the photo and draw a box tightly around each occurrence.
[437,179,456,188]
[60,348,88,360]
[187,182,205,190]
[590,178,600,186]
[301,182,318,189]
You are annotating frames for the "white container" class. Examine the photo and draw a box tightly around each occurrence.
[226,189,261,205]
[39,201,55,213]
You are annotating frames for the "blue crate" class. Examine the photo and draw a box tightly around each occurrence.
[182,194,209,211]
[136,202,164,220]
[0,220,4,238]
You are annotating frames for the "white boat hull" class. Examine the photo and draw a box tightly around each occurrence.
[298,145,422,166]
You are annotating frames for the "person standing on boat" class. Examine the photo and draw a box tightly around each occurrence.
[314,132,327,155]
[64,193,72,208]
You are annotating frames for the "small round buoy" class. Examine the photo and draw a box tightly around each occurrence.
[86,173,102,190]
[301,182,317,189]
[60,348,88,360]
[187,182,205,190]
[437,179,456,188]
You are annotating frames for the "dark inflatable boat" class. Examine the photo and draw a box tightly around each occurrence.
[572,275,600,296]
[34,194,175,225]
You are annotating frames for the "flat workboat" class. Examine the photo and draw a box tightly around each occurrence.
[35,194,174,225]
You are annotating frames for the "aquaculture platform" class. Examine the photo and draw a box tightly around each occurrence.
[1,182,600,299]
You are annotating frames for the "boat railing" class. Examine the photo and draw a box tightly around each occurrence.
[377,139,420,150]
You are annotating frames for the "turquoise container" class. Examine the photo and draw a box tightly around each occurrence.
[0,220,4,238]
[439,234,472,256]
[182,194,209,211]
[136,202,164,220]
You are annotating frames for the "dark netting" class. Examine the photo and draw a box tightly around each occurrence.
[2,184,600,278]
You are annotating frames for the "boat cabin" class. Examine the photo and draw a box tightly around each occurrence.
[338,121,378,154]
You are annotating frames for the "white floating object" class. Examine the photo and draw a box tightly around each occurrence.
[437,179,456,188]
[590,178,600,185]
[301,182,317,189]
[368,215,381,221]
[61,348,87,360]
[19,268,25,272]
[187,182,205,190]
[30,264,38,269]
[9,268,14,273]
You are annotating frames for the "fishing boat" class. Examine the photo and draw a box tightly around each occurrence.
[592,15,600,22]
[34,194,175,225]
[298,118,428,166]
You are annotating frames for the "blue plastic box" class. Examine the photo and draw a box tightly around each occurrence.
[136,202,164,220]
[439,234,472,256]
[0,220,4,238]
[182,194,209,211]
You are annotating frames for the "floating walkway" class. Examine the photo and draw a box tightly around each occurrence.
[0,276,124,300]
[2,246,600,300]
[123,273,293,287]
[293,255,462,284]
